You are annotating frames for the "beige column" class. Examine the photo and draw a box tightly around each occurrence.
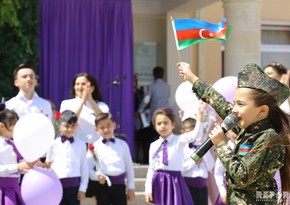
[222,0,262,76]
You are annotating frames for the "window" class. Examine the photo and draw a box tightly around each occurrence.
[261,24,290,68]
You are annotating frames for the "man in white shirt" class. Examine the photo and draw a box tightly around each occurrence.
[5,64,52,120]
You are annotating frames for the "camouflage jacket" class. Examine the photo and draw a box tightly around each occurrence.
[192,79,285,205]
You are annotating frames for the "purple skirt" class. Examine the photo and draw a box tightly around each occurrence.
[152,170,194,205]
[0,177,25,205]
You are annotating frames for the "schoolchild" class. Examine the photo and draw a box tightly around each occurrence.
[46,110,88,205]
[178,62,290,204]
[0,104,33,205]
[181,102,215,205]
[144,107,206,205]
[86,112,135,205]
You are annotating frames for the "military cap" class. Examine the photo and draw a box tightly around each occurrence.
[238,63,290,105]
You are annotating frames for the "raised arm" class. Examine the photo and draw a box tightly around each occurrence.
[177,62,199,85]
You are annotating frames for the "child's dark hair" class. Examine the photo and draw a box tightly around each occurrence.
[249,89,290,194]
[60,110,78,125]
[0,103,19,132]
[152,107,175,127]
[13,63,35,79]
[95,113,114,126]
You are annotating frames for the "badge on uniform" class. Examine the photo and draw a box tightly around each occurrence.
[237,144,253,156]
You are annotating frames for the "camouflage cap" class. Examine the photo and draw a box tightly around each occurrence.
[238,63,290,105]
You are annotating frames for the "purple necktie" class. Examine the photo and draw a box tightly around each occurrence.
[162,140,168,165]
[102,138,115,144]
[6,139,24,161]
[61,135,74,143]
[153,140,168,165]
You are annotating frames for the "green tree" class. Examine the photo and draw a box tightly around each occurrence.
[0,0,38,100]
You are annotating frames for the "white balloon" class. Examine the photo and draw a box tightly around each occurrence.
[212,76,237,103]
[175,81,201,120]
[13,113,55,162]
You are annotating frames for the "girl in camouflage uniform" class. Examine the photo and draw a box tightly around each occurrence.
[177,62,290,205]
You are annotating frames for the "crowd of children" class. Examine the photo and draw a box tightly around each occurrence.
[1,60,290,205]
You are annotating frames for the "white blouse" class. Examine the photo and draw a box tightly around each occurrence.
[0,136,19,177]
[60,97,109,143]
[145,121,206,194]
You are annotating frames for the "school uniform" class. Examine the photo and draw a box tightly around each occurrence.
[183,143,215,204]
[46,136,88,205]
[5,91,52,120]
[182,113,215,205]
[87,136,135,205]
[60,97,109,143]
[0,136,25,205]
[145,121,206,205]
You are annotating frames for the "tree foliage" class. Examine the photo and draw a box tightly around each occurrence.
[0,0,38,100]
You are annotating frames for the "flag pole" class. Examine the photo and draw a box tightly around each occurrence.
[171,16,182,63]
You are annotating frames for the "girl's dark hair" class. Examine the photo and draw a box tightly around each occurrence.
[95,112,114,126]
[0,104,19,132]
[249,89,290,195]
[71,73,104,101]
[264,62,289,88]
[264,62,287,76]
[152,107,175,128]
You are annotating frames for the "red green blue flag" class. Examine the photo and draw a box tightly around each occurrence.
[171,18,232,50]
[237,144,253,156]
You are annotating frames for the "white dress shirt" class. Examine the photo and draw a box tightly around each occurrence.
[144,121,206,194]
[60,97,109,143]
[46,137,89,192]
[182,115,216,179]
[5,91,52,121]
[0,136,19,177]
[86,136,135,189]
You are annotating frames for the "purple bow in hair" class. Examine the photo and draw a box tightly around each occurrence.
[0,103,5,111]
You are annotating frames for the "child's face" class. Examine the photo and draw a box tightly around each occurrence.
[264,66,281,81]
[60,123,78,137]
[154,114,175,138]
[181,122,195,133]
[95,119,116,139]
[0,123,15,138]
[233,88,265,129]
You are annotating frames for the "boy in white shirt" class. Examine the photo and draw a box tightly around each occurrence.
[46,110,88,205]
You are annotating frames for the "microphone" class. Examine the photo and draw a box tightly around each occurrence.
[190,114,238,162]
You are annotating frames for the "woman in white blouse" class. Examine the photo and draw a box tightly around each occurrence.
[60,73,109,143]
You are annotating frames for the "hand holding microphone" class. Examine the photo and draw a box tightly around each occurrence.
[191,114,238,162]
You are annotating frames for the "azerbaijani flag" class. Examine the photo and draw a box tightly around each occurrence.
[237,144,253,156]
[172,18,232,50]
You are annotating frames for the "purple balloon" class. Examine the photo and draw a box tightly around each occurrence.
[21,167,63,205]
[212,76,237,103]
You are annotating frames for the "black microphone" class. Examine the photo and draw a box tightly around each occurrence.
[190,114,238,162]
